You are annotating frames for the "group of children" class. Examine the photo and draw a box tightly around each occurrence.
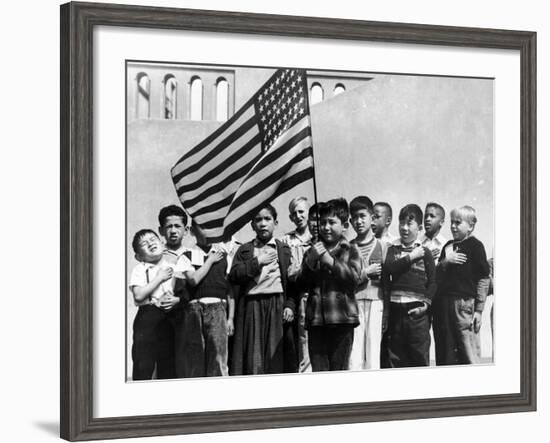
[129,196,492,380]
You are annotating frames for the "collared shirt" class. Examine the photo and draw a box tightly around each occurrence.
[129,257,193,307]
[212,238,241,273]
[381,231,398,246]
[418,231,448,263]
[282,229,312,280]
[248,237,283,295]
[165,245,204,267]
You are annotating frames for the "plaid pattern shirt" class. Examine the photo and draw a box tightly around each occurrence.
[299,238,362,328]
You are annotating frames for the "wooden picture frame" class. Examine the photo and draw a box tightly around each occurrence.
[60,1,536,440]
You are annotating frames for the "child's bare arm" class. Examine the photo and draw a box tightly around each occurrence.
[226,290,235,336]
[131,267,172,303]
[185,249,225,287]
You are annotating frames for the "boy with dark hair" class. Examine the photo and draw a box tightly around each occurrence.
[158,204,202,266]
[178,224,234,377]
[308,202,322,242]
[383,204,436,367]
[156,204,196,378]
[372,202,397,246]
[299,198,362,371]
[129,229,192,380]
[433,206,490,365]
[420,202,448,263]
[348,196,387,370]
[229,204,295,375]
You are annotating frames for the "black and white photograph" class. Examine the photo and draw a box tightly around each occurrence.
[126,61,495,380]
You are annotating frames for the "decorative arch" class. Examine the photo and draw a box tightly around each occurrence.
[190,76,203,121]
[310,82,324,105]
[333,83,346,96]
[215,77,229,122]
[163,74,177,119]
[136,72,150,119]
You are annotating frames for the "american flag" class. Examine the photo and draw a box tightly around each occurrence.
[171,68,314,242]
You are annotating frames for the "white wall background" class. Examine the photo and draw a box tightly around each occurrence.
[0,0,545,442]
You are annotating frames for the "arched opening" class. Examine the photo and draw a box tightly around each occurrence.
[136,73,150,119]
[164,74,177,119]
[190,76,203,121]
[310,83,324,105]
[334,83,346,96]
[215,77,229,122]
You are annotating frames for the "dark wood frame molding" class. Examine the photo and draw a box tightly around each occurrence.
[60,2,537,440]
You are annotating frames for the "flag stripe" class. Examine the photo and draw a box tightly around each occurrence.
[172,113,257,183]
[199,149,313,230]
[237,123,310,190]
[222,167,315,240]
[176,132,262,198]
[191,194,234,221]
[171,99,256,168]
[200,165,314,243]
[230,136,312,211]
[182,119,309,212]
[181,149,263,211]
[224,148,313,226]
[174,121,259,192]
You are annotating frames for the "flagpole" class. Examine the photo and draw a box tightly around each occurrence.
[304,71,320,243]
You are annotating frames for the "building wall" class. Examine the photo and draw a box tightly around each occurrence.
[311,74,494,253]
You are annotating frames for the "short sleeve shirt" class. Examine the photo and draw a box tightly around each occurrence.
[129,256,193,307]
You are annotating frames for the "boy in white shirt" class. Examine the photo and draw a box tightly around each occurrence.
[129,229,192,380]
[372,202,397,246]
[419,202,448,263]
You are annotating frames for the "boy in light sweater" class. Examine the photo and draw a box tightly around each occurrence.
[348,196,387,370]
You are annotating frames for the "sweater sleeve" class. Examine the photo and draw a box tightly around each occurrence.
[423,246,437,303]
[279,243,297,313]
[472,239,490,311]
[384,246,412,275]
[228,244,261,284]
[326,242,362,291]
[297,248,319,288]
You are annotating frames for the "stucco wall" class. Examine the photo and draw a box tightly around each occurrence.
[311,74,494,251]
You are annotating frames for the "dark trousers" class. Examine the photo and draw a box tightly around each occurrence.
[386,302,430,367]
[131,305,176,380]
[176,301,228,378]
[308,325,354,371]
[432,295,481,365]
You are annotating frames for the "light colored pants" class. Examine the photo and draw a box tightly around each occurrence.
[348,299,384,370]
[298,296,311,373]
[433,295,481,365]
